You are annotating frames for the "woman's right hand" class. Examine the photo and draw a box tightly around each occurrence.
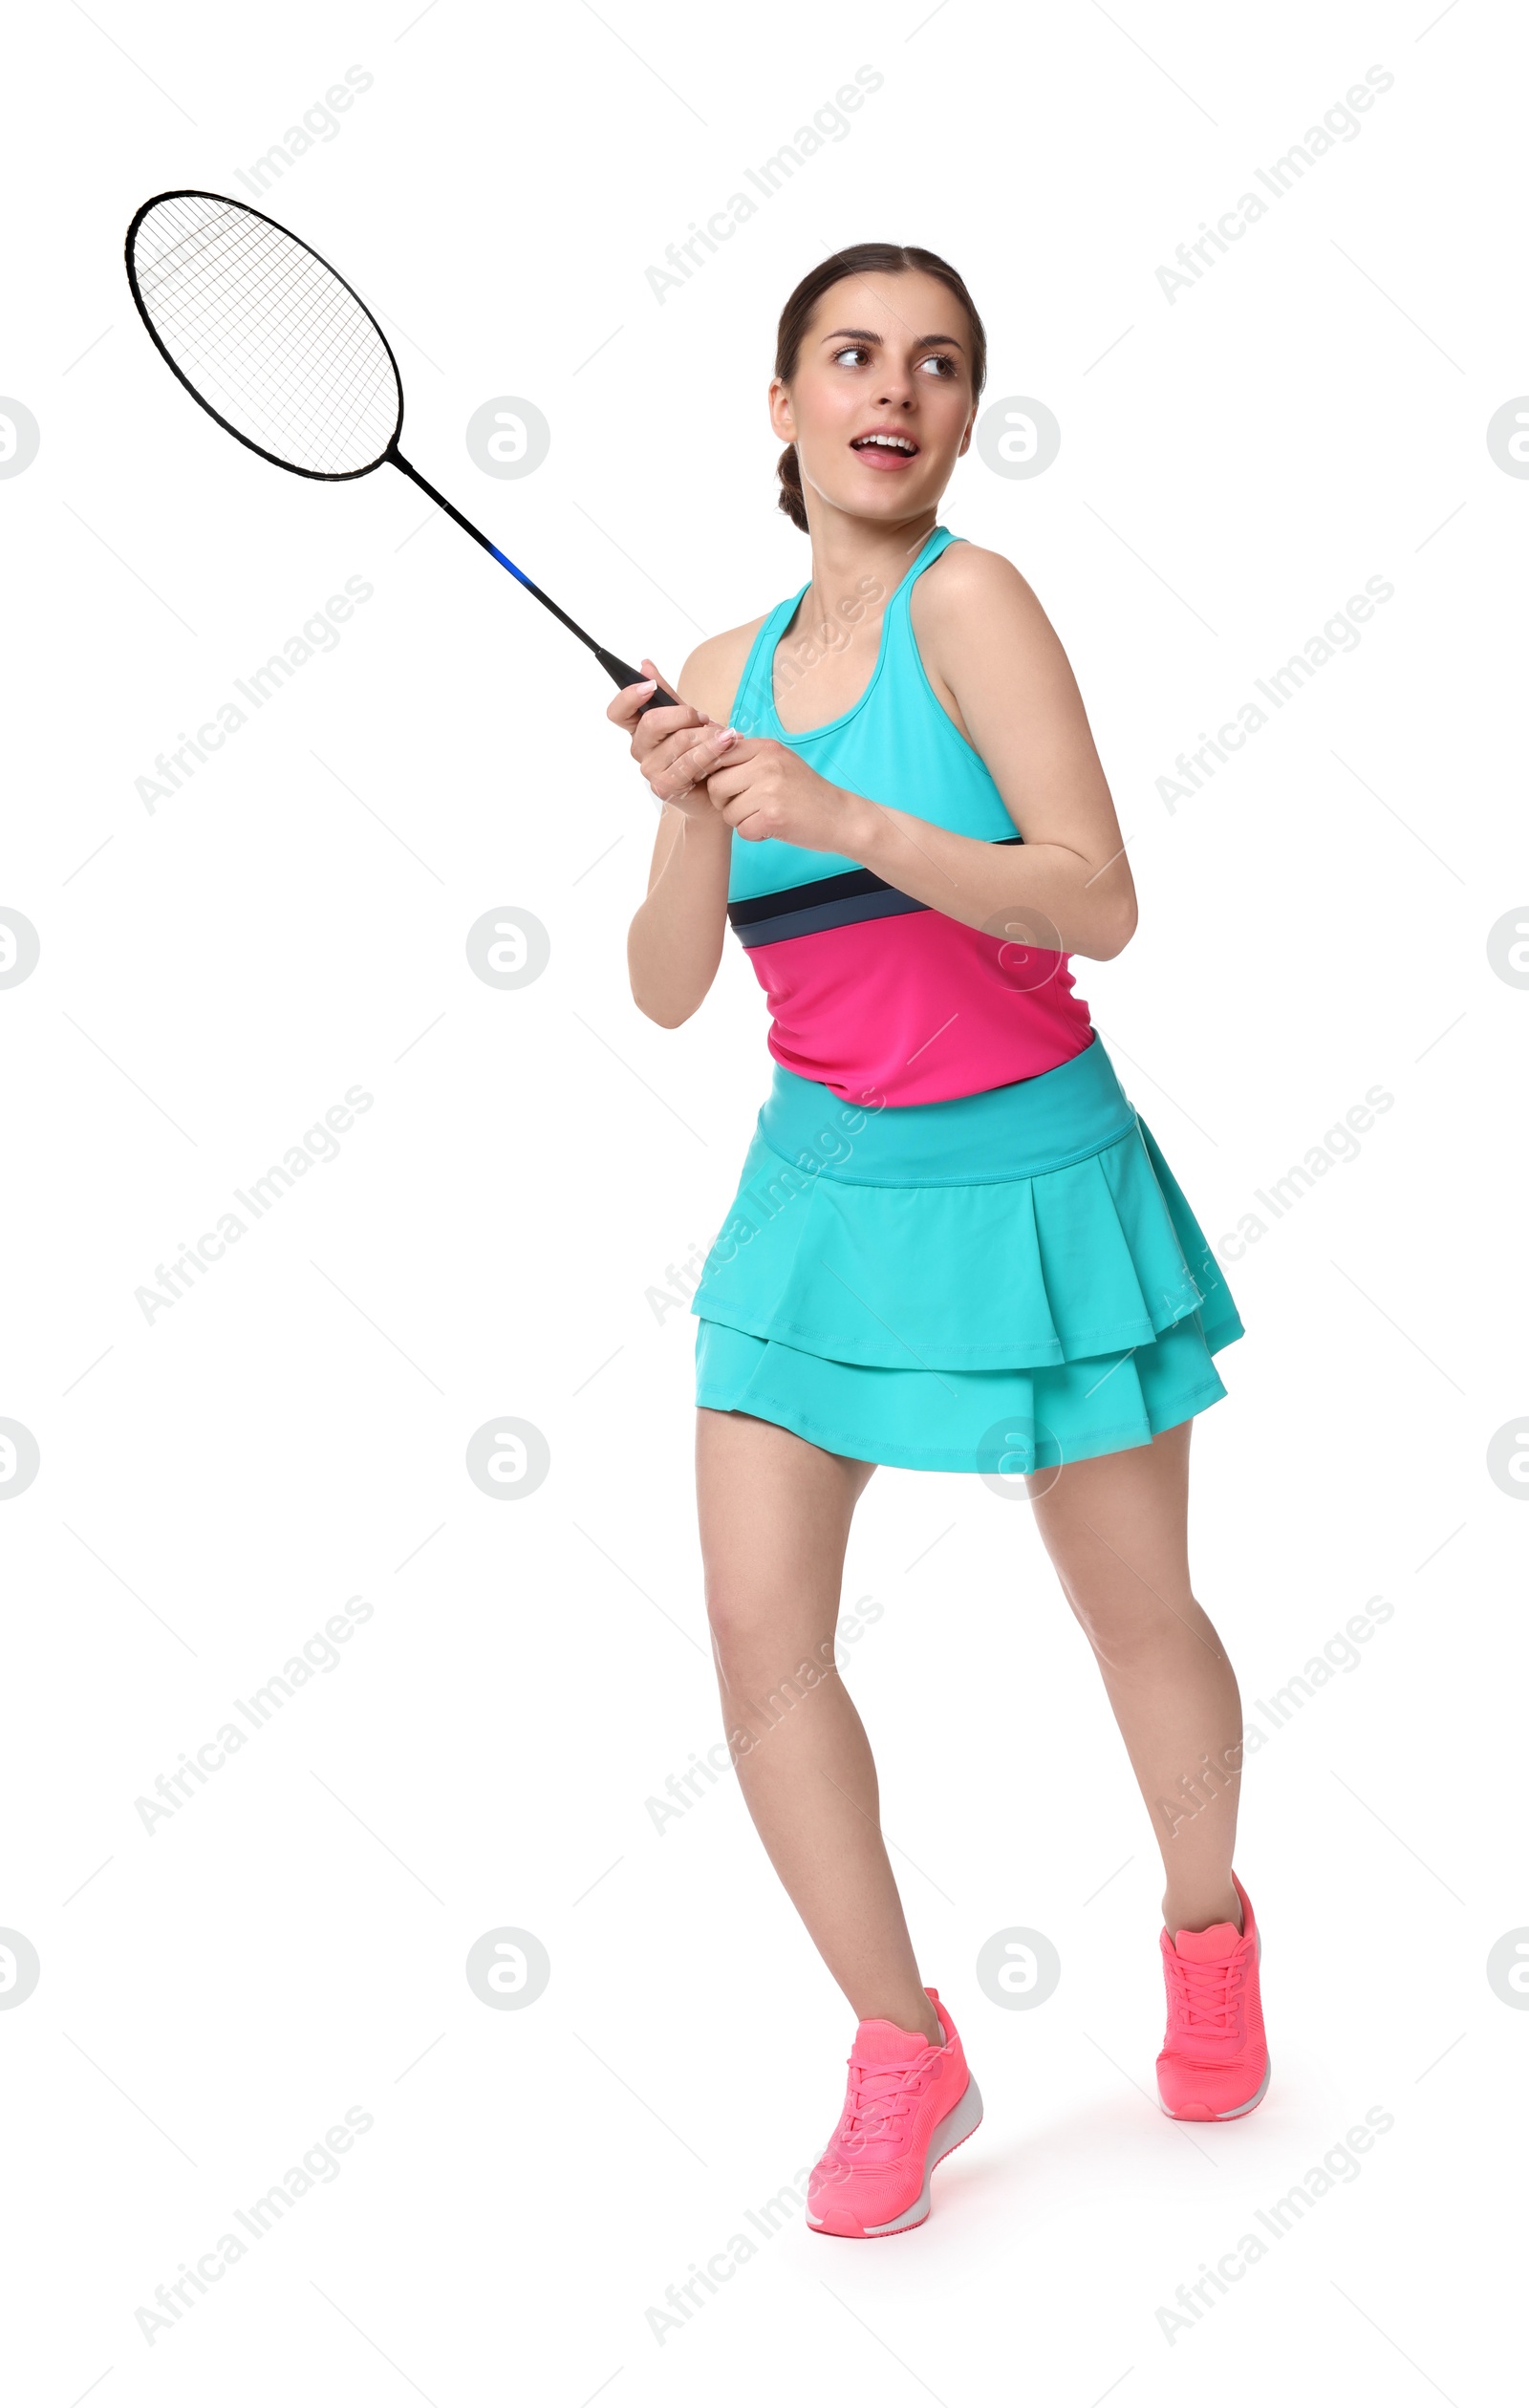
[606,656,739,821]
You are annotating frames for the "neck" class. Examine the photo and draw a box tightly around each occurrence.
[799,505,940,627]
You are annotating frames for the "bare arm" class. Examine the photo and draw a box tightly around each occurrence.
[610,626,761,1027]
[861,544,1137,957]
[703,548,1137,962]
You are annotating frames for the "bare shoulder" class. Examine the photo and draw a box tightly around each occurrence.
[911,541,1078,718]
[677,616,769,724]
[911,540,1051,639]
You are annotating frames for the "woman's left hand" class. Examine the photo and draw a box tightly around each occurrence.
[702,736,871,855]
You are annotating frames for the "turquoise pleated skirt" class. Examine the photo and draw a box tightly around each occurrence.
[691,1032,1244,1473]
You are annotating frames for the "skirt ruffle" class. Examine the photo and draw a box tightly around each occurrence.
[691,1041,1244,1473]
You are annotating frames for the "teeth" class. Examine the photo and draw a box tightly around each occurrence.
[856,434,915,452]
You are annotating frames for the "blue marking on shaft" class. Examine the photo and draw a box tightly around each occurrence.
[488,544,534,590]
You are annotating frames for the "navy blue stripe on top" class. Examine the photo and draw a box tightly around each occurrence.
[726,836,1023,951]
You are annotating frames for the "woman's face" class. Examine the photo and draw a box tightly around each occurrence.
[769,269,978,529]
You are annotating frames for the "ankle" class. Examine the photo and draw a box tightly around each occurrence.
[862,1996,942,2050]
[1163,1886,1242,1938]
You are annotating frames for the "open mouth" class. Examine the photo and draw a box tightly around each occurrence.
[851,430,920,468]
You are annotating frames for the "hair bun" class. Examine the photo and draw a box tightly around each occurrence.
[776,441,808,532]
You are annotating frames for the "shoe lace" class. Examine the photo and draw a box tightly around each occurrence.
[1167,1945,1247,2035]
[841,2049,937,2146]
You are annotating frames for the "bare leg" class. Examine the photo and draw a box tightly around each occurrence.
[696,1406,942,2047]
[1023,1418,1244,1935]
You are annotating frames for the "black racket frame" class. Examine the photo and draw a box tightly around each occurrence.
[124,190,678,711]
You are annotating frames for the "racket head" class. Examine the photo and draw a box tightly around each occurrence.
[124,188,404,483]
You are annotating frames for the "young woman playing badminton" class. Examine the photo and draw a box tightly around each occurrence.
[609,244,1265,2240]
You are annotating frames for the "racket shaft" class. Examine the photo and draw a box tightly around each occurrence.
[390,452,677,711]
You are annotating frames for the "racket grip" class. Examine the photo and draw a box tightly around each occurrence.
[596,647,679,715]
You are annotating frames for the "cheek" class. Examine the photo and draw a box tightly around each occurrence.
[793,375,863,445]
[924,376,975,431]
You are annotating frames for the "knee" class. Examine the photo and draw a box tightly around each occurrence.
[1063,1579,1213,1673]
[704,1583,834,1698]
[703,1578,766,1662]
[1069,1603,1142,1674]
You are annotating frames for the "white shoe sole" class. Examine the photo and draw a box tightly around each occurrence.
[808,2075,984,2238]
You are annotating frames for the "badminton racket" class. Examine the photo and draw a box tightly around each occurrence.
[124,189,678,711]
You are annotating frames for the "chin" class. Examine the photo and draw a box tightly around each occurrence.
[820,477,941,522]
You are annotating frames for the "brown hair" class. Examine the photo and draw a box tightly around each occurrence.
[773,243,987,532]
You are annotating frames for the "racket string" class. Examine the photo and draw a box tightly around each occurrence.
[149,239,388,461]
[142,214,392,462]
[131,194,399,475]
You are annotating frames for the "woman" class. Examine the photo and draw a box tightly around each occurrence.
[609,244,1265,2240]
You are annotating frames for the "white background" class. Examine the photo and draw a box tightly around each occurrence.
[1,0,1523,2399]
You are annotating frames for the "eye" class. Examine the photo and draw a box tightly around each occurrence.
[831,344,872,367]
[917,352,958,378]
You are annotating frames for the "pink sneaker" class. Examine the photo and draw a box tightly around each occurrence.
[1156,1872,1269,2120]
[807,1988,982,2238]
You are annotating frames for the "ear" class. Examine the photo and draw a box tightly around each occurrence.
[768,375,796,445]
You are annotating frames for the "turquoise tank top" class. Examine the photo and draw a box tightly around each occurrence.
[721,526,1094,1107]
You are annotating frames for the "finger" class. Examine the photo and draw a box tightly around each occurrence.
[640,657,683,699]
[630,660,711,740]
[609,659,710,740]
[644,722,729,783]
[703,732,764,760]
[632,701,715,759]
[698,747,757,805]
[652,724,737,800]
[607,676,658,728]
[713,791,767,837]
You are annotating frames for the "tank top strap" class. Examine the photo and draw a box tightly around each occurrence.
[902,523,964,586]
[879,525,963,677]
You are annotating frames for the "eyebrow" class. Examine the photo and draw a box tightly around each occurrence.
[822,326,967,352]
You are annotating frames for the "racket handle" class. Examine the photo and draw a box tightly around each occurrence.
[596,647,679,716]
